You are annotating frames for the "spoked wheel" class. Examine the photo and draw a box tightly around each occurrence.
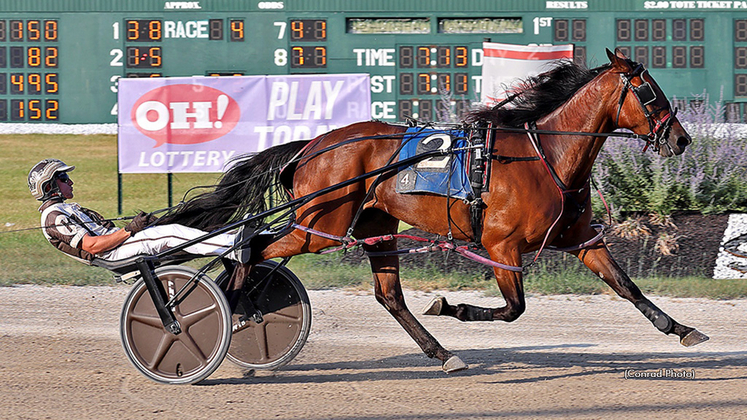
[120,266,232,385]
[225,260,311,370]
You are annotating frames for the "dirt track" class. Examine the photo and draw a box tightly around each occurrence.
[2,285,747,419]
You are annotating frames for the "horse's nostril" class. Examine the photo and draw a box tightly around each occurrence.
[677,136,690,149]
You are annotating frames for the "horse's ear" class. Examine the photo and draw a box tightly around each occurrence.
[606,48,616,62]
[606,48,633,72]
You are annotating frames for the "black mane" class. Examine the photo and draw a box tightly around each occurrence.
[466,60,608,127]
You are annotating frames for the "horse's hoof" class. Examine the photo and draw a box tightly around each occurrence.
[681,329,709,347]
[442,355,468,373]
[422,296,447,316]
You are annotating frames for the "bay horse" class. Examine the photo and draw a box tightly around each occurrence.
[157,49,707,372]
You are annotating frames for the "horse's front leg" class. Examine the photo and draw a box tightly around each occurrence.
[366,244,468,373]
[572,241,709,347]
[422,246,526,323]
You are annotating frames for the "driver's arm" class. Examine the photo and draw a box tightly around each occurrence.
[80,229,131,255]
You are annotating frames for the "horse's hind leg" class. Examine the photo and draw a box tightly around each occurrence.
[572,241,709,347]
[367,249,468,373]
[358,213,467,373]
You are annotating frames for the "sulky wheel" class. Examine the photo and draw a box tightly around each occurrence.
[120,265,232,385]
[225,260,311,370]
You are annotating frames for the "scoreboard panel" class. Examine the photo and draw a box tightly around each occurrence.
[2,0,747,123]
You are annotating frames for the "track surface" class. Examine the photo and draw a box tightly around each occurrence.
[2,285,747,419]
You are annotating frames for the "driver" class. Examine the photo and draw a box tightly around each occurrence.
[28,158,238,263]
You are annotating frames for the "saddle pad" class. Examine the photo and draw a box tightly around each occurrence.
[396,127,473,200]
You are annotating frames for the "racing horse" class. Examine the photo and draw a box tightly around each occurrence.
[158,49,708,372]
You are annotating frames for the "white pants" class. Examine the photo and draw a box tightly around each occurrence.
[99,224,236,261]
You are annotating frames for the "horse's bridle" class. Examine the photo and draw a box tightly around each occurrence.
[615,63,683,153]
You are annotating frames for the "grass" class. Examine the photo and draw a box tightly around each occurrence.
[2,134,747,298]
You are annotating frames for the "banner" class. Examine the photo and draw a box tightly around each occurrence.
[117,74,370,173]
[480,42,574,106]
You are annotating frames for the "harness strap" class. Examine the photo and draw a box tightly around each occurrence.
[525,122,571,192]
[615,82,628,126]
[547,224,605,252]
[525,122,588,263]
[468,127,490,246]
[366,234,524,272]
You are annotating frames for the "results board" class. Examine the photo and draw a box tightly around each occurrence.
[3,0,747,124]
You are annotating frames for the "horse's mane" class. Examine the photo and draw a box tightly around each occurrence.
[465,60,610,128]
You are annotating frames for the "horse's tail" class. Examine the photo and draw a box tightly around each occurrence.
[156,140,311,231]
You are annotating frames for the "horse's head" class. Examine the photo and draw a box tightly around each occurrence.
[607,48,692,157]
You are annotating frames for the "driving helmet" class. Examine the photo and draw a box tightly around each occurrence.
[28,159,75,201]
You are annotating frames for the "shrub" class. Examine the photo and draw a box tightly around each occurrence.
[593,90,747,217]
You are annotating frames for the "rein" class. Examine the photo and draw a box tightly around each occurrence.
[0,206,171,235]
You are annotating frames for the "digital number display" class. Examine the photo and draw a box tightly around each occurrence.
[0,18,58,121]
[400,72,464,96]
[10,72,22,93]
[290,46,326,68]
[673,19,686,41]
[417,73,432,94]
[737,46,747,69]
[397,98,470,122]
[290,20,326,41]
[556,19,586,42]
[126,72,162,78]
[209,19,223,40]
[618,18,704,43]
[396,43,472,122]
[652,19,665,41]
[398,99,412,120]
[676,52,694,71]
[691,19,704,41]
[635,46,648,67]
[736,20,747,42]
[736,74,747,96]
[400,73,413,94]
[691,46,704,68]
[652,46,666,68]
[635,19,648,41]
[44,20,57,41]
[455,73,468,94]
[9,46,22,67]
[3,72,59,95]
[616,20,630,42]
[10,20,22,41]
[0,98,58,120]
[555,19,569,41]
[399,45,468,69]
[45,73,58,93]
[420,100,433,120]
[126,46,162,68]
[574,46,586,66]
[617,18,706,71]
[229,19,244,41]
[126,20,162,42]
[572,20,586,42]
